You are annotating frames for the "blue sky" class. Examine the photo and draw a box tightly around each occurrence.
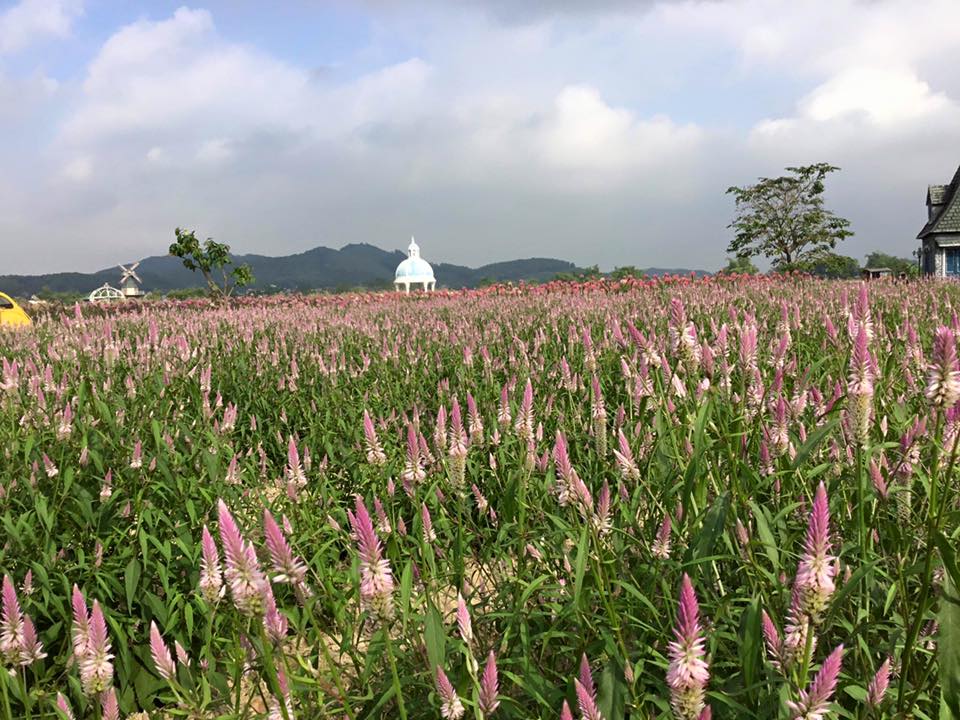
[2,0,960,274]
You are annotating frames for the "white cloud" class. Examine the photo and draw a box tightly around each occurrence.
[536,85,701,180]
[4,0,960,275]
[0,0,80,54]
[61,155,92,181]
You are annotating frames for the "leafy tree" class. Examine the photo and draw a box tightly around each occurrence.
[719,256,758,274]
[610,266,644,281]
[727,163,853,268]
[864,251,918,277]
[168,228,254,298]
[782,252,860,279]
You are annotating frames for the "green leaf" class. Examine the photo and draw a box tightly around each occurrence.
[791,418,838,470]
[125,558,141,611]
[597,657,627,720]
[688,492,729,565]
[424,602,446,675]
[940,573,960,718]
[749,501,780,571]
[739,598,762,694]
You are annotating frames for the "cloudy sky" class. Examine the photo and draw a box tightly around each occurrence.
[2,0,959,274]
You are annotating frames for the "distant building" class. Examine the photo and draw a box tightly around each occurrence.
[918,164,960,277]
[394,237,436,292]
[861,267,892,280]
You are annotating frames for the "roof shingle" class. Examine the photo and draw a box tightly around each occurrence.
[919,165,960,238]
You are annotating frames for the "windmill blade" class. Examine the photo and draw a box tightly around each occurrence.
[131,271,142,284]
[129,261,140,271]
[118,264,129,273]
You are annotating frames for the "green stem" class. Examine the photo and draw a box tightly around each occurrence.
[384,630,408,720]
[0,670,12,720]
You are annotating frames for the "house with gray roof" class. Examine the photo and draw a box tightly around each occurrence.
[919,165,960,277]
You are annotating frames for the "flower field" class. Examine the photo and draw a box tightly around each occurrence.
[1,276,959,719]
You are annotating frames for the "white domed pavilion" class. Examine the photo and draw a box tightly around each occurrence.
[394,237,436,293]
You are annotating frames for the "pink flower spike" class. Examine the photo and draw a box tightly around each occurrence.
[199,524,224,605]
[574,678,605,720]
[70,584,90,661]
[866,657,890,709]
[101,687,119,720]
[479,651,500,715]
[55,693,75,720]
[217,499,267,617]
[456,593,473,645]
[436,665,465,719]
[149,621,176,681]
[20,615,46,665]
[560,700,574,720]
[80,600,113,695]
[0,575,23,664]
[795,481,836,622]
[263,509,309,596]
[667,574,709,720]
[786,644,843,720]
[348,495,394,620]
[263,584,288,643]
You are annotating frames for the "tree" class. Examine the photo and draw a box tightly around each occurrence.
[864,251,918,277]
[719,256,758,274]
[726,163,853,268]
[782,252,860,279]
[168,228,254,298]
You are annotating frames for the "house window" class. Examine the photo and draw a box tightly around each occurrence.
[947,248,960,277]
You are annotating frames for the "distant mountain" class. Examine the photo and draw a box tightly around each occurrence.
[0,243,587,297]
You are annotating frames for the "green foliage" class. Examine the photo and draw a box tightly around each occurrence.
[727,163,854,268]
[168,228,255,298]
[864,251,918,277]
[0,278,958,718]
[782,251,861,278]
[719,256,758,274]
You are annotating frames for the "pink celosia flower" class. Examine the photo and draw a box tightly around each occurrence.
[760,609,783,670]
[479,651,500,715]
[560,700,575,720]
[613,429,640,481]
[218,499,268,616]
[362,410,387,465]
[926,326,960,408]
[149,621,177,681]
[667,574,709,720]
[55,693,74,720]
[349,496,394,620]
[263,584,288,644]
[1,574,24,665]
[79,600,113,695]
[866,657,890,709]
[786,645,843,720]
[846,325,875,444]
[436,666,465,719]
[652,513,672,560]
[101,688,119,720]
[199,524,225,605]
[19,615,45,665]
[71,585,90,662]
[286,436,307,487]
[575,653,605,720]
[456,593,473,645]
[263,509,311,600]
[795,482,836,622]
[422,502,437,542]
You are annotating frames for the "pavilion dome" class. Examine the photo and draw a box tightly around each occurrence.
[395,237,435,284]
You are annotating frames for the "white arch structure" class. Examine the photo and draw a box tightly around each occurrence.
[394,237,436,293]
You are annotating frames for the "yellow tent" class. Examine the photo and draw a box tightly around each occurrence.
[0,292,31,327]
